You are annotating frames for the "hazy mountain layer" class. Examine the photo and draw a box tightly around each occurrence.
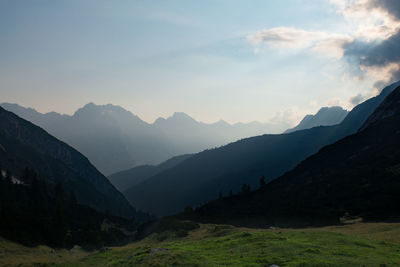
[124,81,400,216]
[183,85,400,227]
[0,103,290,175]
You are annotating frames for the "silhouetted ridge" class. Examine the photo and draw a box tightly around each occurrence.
[123,81,399,216]
[180,85,400,227]
[360,86,400,131]
[338,80,400,133]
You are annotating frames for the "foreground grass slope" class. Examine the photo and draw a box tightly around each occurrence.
[0,237,89,266]
[3,222,400,266]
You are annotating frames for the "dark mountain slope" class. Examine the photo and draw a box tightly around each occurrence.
[285,106,348,133]
[182,86,400,227]
[108,154,192,192]
[359,87,400,130]
[0,169,139,249]
[124,81,400,216]
[0,107,135,218]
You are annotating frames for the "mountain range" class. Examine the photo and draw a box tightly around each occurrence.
[105,105,348,192]
[182,84,400,227]
[123,81,400,216]
[0,103,292,175]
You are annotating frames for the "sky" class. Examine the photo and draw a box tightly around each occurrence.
[1,0,400,126]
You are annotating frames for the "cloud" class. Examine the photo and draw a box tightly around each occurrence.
[269,106,311,127]
[247,27,328,48]
[340,0,400,85]
[326,97,343,107]
[247,27,352,58]
[312,37,353,58]
[349,93,366,105]
[330,0,400,40]
[370,0,400,20]
[247,0,400,87]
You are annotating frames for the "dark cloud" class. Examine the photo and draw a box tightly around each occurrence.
[344,30,400,70]
[361,33,400,68]
[371,0,400,19]
[344,32,400,81]
[342,0,400,85]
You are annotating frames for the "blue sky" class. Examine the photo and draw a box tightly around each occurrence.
[1,0,399,125]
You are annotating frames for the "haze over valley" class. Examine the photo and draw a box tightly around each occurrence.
[0,102,349,175]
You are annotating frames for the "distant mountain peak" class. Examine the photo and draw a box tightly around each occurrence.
[172,112,195,120]
[213,119,230,127]
[78,102,126,112]
[74,102,141,121]
[285,106,348,133]
[318,106,344,112]
[153,117,166,124]
[154,112,198,126]
[311,106,347,117]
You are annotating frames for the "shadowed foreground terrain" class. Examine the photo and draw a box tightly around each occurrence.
[1,222,400,266]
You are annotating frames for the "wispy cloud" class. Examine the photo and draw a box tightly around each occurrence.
[247,27,352,58]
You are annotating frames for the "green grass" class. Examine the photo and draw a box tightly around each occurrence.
[0,237,88,266]
[3,222,400,266]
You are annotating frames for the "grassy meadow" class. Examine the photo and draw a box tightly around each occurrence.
[1,222,400,266]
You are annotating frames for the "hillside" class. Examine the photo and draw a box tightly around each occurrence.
[124,81,400,216]
[285,106,348,133]
[0,169,140,249]
[108,154,193,192]
[182,86,400,226]
[0,107,135,219]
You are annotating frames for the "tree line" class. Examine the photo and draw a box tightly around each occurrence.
[0,167,136,249]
